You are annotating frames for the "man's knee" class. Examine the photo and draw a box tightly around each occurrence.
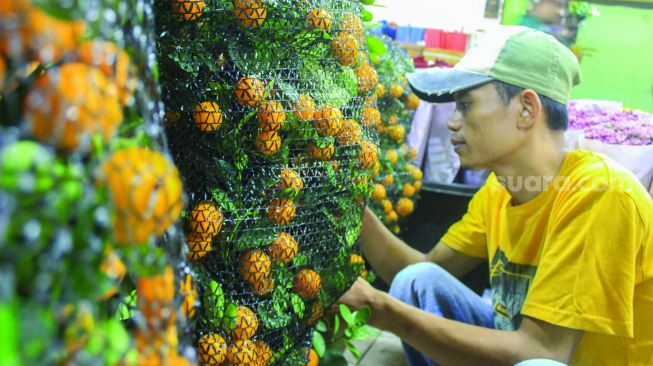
[388,262,451,303]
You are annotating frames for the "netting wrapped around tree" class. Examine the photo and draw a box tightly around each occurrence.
[367,34,423,234]
[0,1,194,364]
[156,0,379,364]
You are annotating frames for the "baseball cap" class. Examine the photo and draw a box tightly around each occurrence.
[407,26,581,105]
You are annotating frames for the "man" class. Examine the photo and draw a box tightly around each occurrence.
[519,0,573,46]
[337,26,653,366]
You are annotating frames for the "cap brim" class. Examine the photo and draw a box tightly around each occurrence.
[407,69,494,103]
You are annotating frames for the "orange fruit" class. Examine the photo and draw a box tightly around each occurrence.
[388,115,398,125]
[391,224,401,235]
[97,148,183,244]
[279,168,303,194]
[364,94,377,108]
[255,131,282,157]
[386,149,398,164]
[403,183,415,198]
[328,160,339,172]
[194,101,224,132]
[234,0,268,27]
[306,301,324,326]
[180,273,198,320]
[251,277,275,297]
[292,269,321,299]
[239,249,272,286]
[267,232,298,264]
[387,124,406,142]
[254,340,273,366]
[375,83,385,98]
[306,8,332,31]
[230,306,259,340]
[172,0,205,21]
[307,348,319,366]
[396,198,414,217]
[331,32,359,67]
[404,93,421,110]
[354,63,378,95]
[371,161,381,178]
[189,201,224,239]
[266,198,296,225]
[25,63,122,152]
[186,232,212,261]
[358,140,378,169]
[198,333,227,365]
[371,184,386,201]
[386,210,398,223]
[76,41,137,105]
[99,248,126,299]
[138,267,175,323]
[382,174,394,186]
[313,104,342,136]
[227,339,256,366]
[350,253,367,278]
[361,107,380,128]
[0,57,5,93]
[388,83,403,99]
[235,76,265,107]
[403,146,418,160]
[337,119,362,146]
[381,199,393,214]
[410,166,423,180]
[257,101,286,131]
[414,180,422,192]
[292,94,316,122]
[339,14,365,45]
[306,142,335,161]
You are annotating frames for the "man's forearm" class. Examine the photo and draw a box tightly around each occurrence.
[360,208,426,283]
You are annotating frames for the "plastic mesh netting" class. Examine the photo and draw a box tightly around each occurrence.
[156,0,379,364]
[367,34,423,234]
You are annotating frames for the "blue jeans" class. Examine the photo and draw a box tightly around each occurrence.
[388,263,567,366]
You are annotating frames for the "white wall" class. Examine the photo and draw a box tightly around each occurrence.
[369,0,500,33]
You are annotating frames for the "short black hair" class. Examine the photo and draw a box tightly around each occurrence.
[493,81,568,131]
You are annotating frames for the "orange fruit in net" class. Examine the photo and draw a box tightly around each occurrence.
[331,32,359,67]
[404,93,421,110]
[358,140,378,169]
[180,273,198,320]
[292,94,316,122]
[230,306,259,340]
[305,301,324,326]
[172,0,205,21]
[25,63,122,152]
[279,168,303,194]
[267,232,298,264]
[381,199,393,214]
[189,201,224,239]
[307,348,319,366]
[404,147,418,160]
[388,83,403,99]
[250,277,275,297]
[337,119,362,146]
[186,232,212,261]
[254,340,273,366]
[306,8,332,31]
[375,83,385,98]
[239,249,272,287]
[354,63,378,95]
[292,269,321,299]
[328,160,340,172]
[138,267,175,323]
[397,197,414,217]
[76,41,137,105]
[360,107,381,128]
[382,174,394,187]
[194,101,224,132]
[97,148,184,244]
[197,333,227,365]
[99,247,126,300]
[313,104,342,137]
[370,161,381,178]
[364,94,377,108]
[388,115,398,125]
[371,184,386,201]
[403,183,416,198]
[257,100,286,131]
[386,210,398,223]
[339,14,365,45]
[235,76,265,107]
[227,339,256,366]
[414,180,423,192]
[255,131,282,157]
[266,198,296,225]
[233,0,268,27]
[387,124,406,142]
[306,142,335,161]
[386,149,398,164]
[410,166,423,180]
[350,253,367,278]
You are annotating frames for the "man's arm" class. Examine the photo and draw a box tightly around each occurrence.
[361,208,483,283]
[339,278,583,366]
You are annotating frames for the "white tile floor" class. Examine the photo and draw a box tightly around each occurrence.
[344,331,409,366]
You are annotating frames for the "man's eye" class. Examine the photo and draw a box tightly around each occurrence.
[457,101,470,111]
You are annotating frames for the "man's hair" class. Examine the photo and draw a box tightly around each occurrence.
[493,81,568,131]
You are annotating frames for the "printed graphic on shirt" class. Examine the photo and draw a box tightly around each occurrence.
[489,249,537,330]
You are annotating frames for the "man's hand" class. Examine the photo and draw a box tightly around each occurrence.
[335,277,389,328]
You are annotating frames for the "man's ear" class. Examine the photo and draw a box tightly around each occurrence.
[517,89,542,130]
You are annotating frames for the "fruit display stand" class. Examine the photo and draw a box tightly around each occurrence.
[156,0,379,364]
[0,1,194,365]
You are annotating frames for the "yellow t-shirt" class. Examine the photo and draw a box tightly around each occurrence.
[441,150,653,366]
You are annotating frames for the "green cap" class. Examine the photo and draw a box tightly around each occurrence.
[407,26,581,105]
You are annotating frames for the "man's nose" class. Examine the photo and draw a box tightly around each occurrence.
[447,111,462,131]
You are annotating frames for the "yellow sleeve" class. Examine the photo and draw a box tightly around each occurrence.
[521,188,645,337]
[440,181,490,259]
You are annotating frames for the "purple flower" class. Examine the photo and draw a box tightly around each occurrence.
[568,101,653,145]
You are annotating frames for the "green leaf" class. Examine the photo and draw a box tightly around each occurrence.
[333,314,341,336]
[212,188,238,212]
[312,331,326,357]
[354,305,371,325]
[361,8,373,22]
[315,320,328,333]
[222,303,238,332]
[291,294,306,318]
[321,349,349,366]
[338,304,354,326]
[351,325,381,341]
[344,328,352,338]
[234,229,277,250]
[366,35,387,56]
[344,339,361,359]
